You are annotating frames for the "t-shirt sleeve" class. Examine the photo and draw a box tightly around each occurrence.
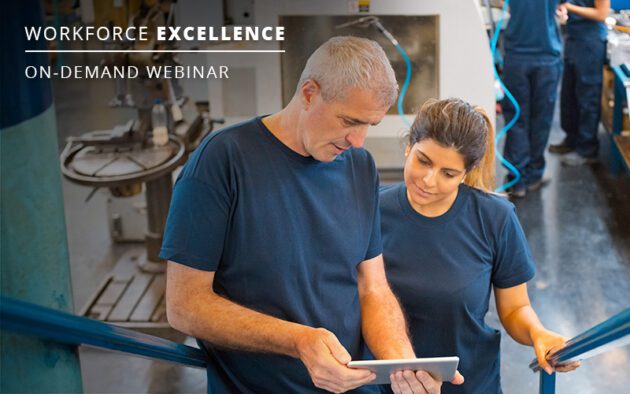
[159,141,233,271]
[492,205,536,288]
[364,167,383,261]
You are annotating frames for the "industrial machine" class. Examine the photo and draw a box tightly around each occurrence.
[60,1,222,334]
[204,0,495,179]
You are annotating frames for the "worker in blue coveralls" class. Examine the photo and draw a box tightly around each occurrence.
[549,0,610,165]
[160,36,463,394]
[501,0,565,198]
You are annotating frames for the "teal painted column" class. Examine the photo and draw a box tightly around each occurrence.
[1,108,83,393]
[0,0,83,392]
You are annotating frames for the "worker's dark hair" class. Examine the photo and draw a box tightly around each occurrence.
[407,98,495,192]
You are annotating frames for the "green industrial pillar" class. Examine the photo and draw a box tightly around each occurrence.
[0,1,83,392]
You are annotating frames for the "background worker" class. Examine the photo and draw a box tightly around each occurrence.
[549,0,611,165]
[501,0,565,197]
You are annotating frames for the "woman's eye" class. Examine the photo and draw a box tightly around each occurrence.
[443,172,455,178]
[418,159,430,166]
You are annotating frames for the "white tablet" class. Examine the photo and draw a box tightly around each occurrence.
[347,357,460,385]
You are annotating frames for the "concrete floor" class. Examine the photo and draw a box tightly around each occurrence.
[54,56,630,393]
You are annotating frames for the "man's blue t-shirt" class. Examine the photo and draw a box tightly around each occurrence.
[504,0,563,60]
[160,117,382,393]
[567,0,608,41]
[379,183,536,394]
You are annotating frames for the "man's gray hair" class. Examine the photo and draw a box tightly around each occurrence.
[296,36,398,107]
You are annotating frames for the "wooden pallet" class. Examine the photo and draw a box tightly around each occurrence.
[80,247,184,341]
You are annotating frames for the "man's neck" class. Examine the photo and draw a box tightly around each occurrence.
[262,100,309,156]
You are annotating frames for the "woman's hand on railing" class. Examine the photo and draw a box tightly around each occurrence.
[531,329,581,374]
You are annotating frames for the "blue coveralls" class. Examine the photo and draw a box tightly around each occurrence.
[502,0,564,189]
[560,0,608,159]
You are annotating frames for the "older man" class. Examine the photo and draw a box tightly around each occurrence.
[161,36,462,393]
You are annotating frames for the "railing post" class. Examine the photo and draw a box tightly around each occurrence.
[539,372,556,394]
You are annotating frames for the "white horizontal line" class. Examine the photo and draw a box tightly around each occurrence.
[25,49,285,53]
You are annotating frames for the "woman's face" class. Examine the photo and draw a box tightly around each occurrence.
[404,138,467,215]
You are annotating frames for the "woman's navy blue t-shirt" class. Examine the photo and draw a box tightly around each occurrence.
[160,117,381,393]
[379,183,535,394]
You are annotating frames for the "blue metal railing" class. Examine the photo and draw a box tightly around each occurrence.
[0,296,208,369]
[1,296,628,393]
[529,308,630,394]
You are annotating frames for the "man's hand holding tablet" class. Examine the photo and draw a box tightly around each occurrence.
[348,357,464,393]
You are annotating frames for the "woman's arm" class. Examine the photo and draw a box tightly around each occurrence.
[562,0,610,23]
[494,283,580,374]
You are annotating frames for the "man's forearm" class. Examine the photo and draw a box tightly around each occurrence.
[361,286,415,359]
[165,264,309,358]
[174,291,309,356]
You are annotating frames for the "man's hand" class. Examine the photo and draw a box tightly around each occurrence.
[390,370,464,394]
[294,327,376,392]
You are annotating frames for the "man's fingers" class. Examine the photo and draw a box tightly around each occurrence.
[416,370,440,394]
[302,328,377,392]
[319,367,372,389]
[336,363,373,380]
[312,360,374,392]
[450,370,465,385]
[402,369,429,393]
[390,373,403,394]
[313,372,370,394]
[392,371,414,394]
[321,330,352,365]
[340,369,376,387]
[321,371,373,393]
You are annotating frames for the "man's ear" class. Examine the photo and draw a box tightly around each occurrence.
[300,80,320,108]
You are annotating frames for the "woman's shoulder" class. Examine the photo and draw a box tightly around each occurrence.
[379,182,404,209]
[379,182,401,195]
[464,185,516,220]
[379,182,403,198]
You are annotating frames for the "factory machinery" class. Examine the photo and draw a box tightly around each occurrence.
[60,1,223,334]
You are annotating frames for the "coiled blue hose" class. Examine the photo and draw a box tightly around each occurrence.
[491,0,522,192]
[394,43,413,128]
[385,9,520,191]
[370,20,413,128]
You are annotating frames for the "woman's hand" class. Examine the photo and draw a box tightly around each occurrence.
[531,328,580,374]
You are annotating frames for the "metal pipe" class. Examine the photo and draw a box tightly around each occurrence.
[145,173,173,262]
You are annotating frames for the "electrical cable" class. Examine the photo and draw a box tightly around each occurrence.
[490,0,522,192]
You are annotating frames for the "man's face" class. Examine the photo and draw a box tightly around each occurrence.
[297,81,390,162]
